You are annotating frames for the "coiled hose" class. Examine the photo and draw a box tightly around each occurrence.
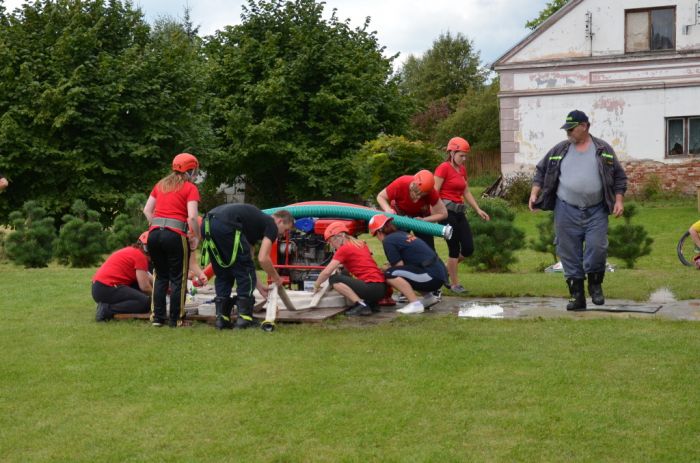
[263,202,452,239]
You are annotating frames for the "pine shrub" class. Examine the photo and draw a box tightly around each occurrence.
[55,200,107,267]
[5,201,56,268]
[466,198,525,272]
[608,203,653,268]
[107,193,148,251]
[529,212,557,263]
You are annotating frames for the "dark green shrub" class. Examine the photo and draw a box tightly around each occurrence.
[466,198,525,272]
[353,135,442,204]
[55,200,107,267]
[608,203,653,268]
[529,212,557,263]
[502,172,533,207]
[107,193,149,251]
[5,201,56,268]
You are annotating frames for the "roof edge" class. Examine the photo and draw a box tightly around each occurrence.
[490,0,584,69]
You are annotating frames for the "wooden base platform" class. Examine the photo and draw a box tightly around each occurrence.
[112,306,347,324]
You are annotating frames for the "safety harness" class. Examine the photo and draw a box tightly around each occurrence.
[200,215,241,268]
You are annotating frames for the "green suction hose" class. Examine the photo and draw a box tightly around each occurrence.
[263,204,452,239]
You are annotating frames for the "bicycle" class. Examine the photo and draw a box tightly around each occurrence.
[676,230,700,266]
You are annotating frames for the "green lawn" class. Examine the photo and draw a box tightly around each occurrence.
[1,199,699,461]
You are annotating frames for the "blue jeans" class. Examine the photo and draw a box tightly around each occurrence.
[554,198,608,279]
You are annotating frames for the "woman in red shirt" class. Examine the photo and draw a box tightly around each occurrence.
[312,222,387,316]
[92,232,152,322]
[434,137,490,293]
[376,170,447,251]
[143,153,201,327]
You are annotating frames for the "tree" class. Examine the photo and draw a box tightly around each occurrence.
[529,212,557,263]
[432,79,500,150]
[525,0,569,30]
[107,193,148,251]
[204,0,411,206]
[5,201,56,268]
[0,1,213,222]
[466,199,525,272]
[55,199,107,267]
[352,135,441,204]
[398,32,486,108]
[608,203,653,269]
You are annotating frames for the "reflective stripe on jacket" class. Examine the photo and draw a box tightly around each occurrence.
[532,135,627,214]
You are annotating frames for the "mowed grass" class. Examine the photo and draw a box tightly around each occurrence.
[1,198,700,461]
[365,197,700,301]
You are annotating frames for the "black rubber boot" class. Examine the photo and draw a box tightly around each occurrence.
[566,278,586,311]
[587,271,605,306]
[235,296,259,329]
[345,300,371,316]
[95,302,113,322]
[214,296,233,330]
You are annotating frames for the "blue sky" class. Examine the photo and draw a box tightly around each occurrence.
[3,0,551,68]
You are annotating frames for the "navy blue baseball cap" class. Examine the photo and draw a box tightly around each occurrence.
[561,110,589,130]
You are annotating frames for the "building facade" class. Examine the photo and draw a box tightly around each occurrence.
[493,0,700,194]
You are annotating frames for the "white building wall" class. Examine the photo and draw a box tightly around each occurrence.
[508,85,700,174]
[496,0,700,175]
[510,0,700,63]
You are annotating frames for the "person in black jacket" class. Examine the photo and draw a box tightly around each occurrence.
[528,110,627,311]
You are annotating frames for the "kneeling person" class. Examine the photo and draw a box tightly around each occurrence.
[313,222,387,316]
[92,232,153,321]
[201,205,294,329]
[369,214,448,314]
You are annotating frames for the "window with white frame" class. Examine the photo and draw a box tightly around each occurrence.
[625,7,675,53]
[666,117,700,156]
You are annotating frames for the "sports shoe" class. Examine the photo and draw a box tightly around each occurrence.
[95,302,112,322]
[420,293,440,309]
[151,319,165,327]
[346,301,372,316]
[396,301,425,314]
[450,284,467,294]
[393,293,409,303]
[432,290,442,301]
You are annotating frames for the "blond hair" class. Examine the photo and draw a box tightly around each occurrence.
[157,171,188,193]
[339,233,366,249]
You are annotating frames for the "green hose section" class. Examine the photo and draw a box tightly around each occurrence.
[262,204,452,239]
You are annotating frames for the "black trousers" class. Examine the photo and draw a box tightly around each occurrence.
[148,227,189,323]
[205,216,257,300]
[329,274,386,306]
[91,281,150,314]
[442,210,474,259]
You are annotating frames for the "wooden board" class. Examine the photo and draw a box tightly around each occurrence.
[253,307,346,323]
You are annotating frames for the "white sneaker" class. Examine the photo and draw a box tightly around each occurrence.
[393,293,409,303]
[397,301,425,314]
[420,293,439,308]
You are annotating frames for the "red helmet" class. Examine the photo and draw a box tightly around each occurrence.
[368,214,393,236]
[446,137,470,153]
[172,153,199,173]
[413,170,435,193]
[138,231,149,245]
[323,221,350,241]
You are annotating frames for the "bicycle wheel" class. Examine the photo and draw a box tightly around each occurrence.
[677,231,696,267]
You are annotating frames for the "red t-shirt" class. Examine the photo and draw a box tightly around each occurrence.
[435,162,467,203]
[333,242,385,283]
[93,247,149,287]
[386,175,440,217]
[149,181,200,236]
